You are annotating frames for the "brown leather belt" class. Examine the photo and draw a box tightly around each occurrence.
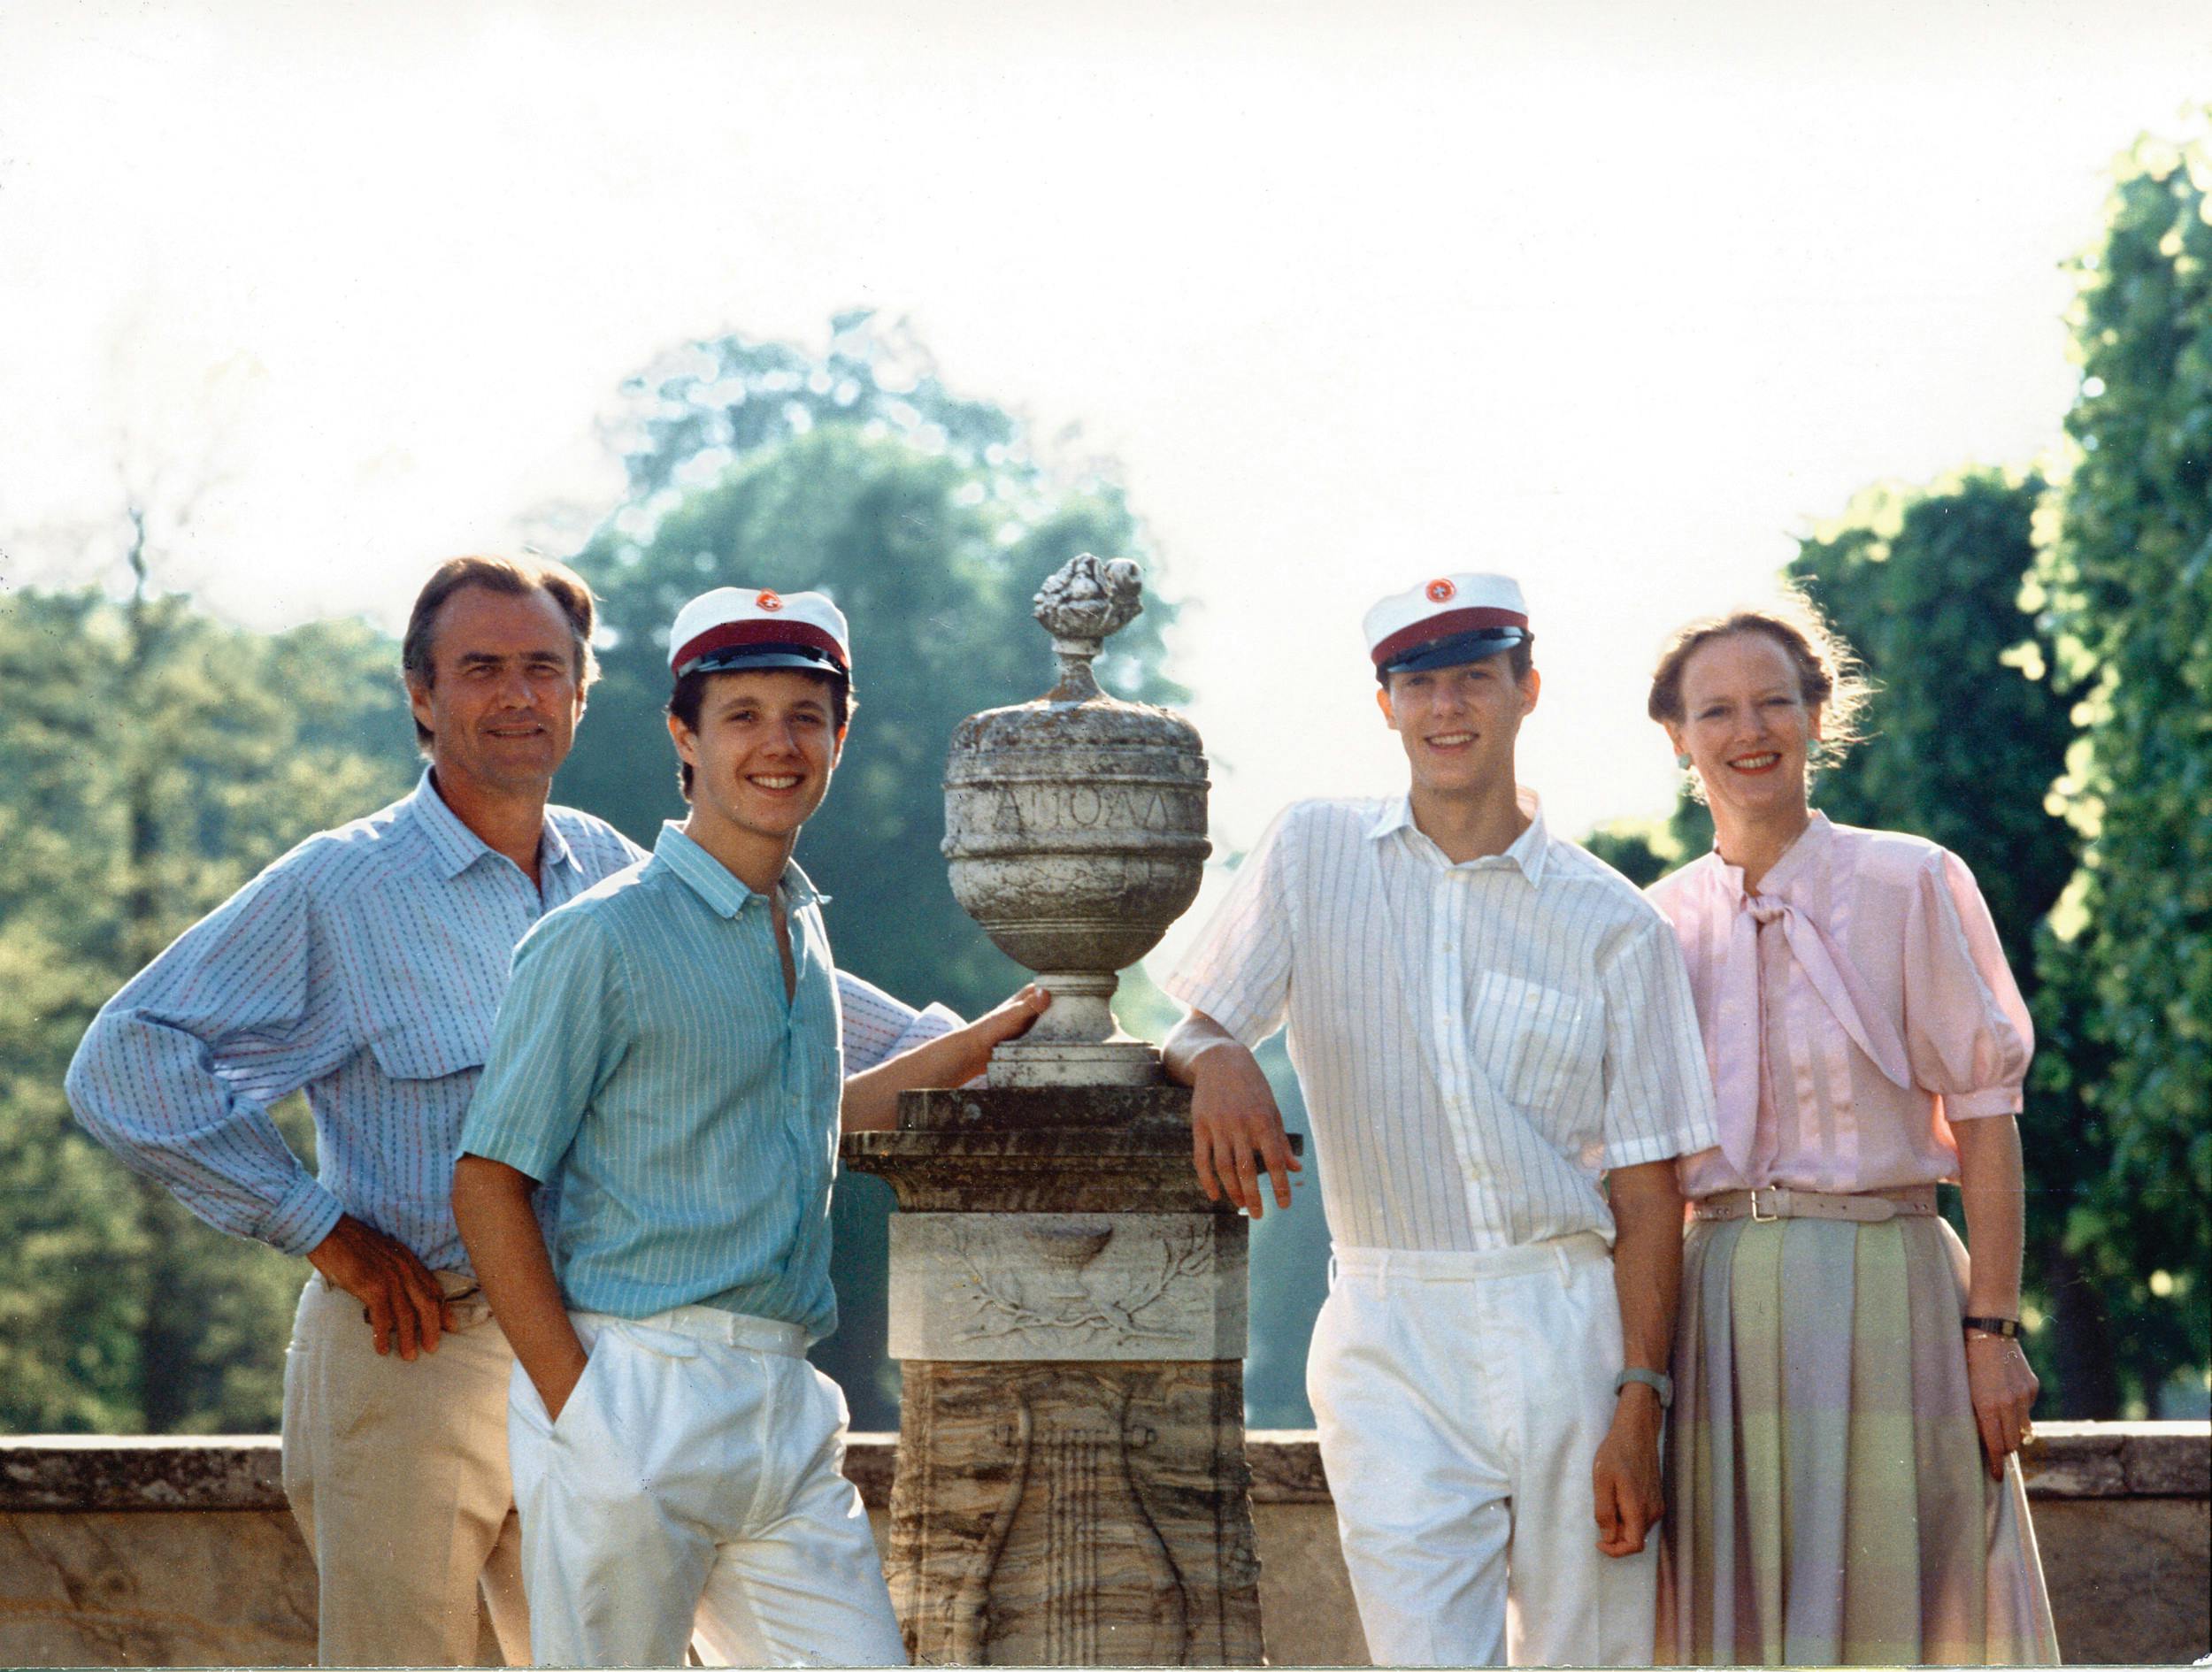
[1693,1184,1939,1223]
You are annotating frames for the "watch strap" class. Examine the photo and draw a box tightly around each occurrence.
[1615,1366,1673,1408]
[1961,1315,2021,1338]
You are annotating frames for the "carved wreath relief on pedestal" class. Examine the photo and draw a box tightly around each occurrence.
[887,1215,1242,1362]
[951,1219,1214,1348]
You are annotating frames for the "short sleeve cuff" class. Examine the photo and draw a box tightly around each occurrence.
[1159,970,1279,1054]
[1944,1086,2024,1121]
[1601,1120,1719,1171]
[260,1176,347,1258]
[891,1002,963,1053]
[457,1129,563,1189]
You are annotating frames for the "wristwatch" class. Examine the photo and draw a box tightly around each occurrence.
[1615,1367,1673,1408]
[1962,1315,2022,1338]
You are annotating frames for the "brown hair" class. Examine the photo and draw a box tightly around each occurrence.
[1647,587,1871,790]
[401,555,600,751]
[666,666,855,800]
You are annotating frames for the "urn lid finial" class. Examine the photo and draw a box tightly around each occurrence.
[1034,555,1144,701]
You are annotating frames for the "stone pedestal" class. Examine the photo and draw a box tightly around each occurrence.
[845,1086,1287,1667]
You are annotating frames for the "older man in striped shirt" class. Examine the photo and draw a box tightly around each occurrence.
[65,559,962,1668]
[1163,573,1720,1668]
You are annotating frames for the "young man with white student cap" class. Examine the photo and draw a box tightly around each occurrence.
[1161,573,1719,1667]
[452,585,1048,1668]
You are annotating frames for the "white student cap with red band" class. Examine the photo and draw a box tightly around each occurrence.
[667,587,851,681]
[1362,572,1530,680]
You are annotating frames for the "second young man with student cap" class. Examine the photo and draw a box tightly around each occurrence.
[1161,572,1720,1667]
[453,585,1048,1668]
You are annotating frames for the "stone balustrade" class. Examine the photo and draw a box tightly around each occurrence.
[3,1423,2204,1666]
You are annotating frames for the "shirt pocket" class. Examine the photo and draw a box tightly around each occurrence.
[341,894,504,1080]
[361,1003,488,1082]
[354,951,495,1081]
[1471,971,1598,1116]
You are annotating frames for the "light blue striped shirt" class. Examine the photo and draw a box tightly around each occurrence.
[65,771,645,1269]
[66,774,951,1283]
[457,823,858,1338]
[67,773,957,1277]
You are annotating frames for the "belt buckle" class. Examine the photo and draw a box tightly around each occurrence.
[1749,1187,1781,1223]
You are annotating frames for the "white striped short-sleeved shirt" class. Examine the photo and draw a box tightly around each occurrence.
[1164,791,1719,1252]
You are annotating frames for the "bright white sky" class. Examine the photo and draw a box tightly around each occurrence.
[4,0,2205,970]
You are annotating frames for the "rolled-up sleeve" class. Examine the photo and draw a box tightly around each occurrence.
[1903,849,2032,1120]
[65,866,352,1256]
[1596,916,1722,1169]
[835,970,962,1074]
[1162,807,1299,1050]
[459,907,627,1184]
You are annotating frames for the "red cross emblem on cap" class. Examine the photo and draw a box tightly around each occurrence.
[1425,578,1456,603]
[756,590,783,611]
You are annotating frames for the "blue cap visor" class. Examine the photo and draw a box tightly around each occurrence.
[1377,625,1527,679]
[677,642,848,680]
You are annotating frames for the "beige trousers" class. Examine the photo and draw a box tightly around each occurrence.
[281,1272,531,1668]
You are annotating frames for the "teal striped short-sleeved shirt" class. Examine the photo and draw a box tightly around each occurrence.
[459,822,845,1338]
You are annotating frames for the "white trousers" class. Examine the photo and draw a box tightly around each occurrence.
[281,1271,530,1667]
[509,1307,907,1669]
[1307,1233,1657,1668]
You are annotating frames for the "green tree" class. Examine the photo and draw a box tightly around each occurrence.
[564,313,1183,1017]
[1784,473,2123,1411]
[2033,119,2212,1414]
[0,548,415,1432]
[559,315,1186,1425]
[1580,820,1684,890]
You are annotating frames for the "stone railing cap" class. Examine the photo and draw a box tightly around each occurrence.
[4,1422,2203,1512]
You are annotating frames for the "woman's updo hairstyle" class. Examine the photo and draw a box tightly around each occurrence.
[1646,582,1872,798]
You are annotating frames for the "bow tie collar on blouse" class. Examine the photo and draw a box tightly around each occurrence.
[1709,817,1914,1181]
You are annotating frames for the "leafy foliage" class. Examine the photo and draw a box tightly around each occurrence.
[1792,473,2081,970]
[1784,473,2125,1411]
[0,580,416,1431]
[1580,821,1684,890]
[563,313,1183,1018]
[2032,120,2212,1408]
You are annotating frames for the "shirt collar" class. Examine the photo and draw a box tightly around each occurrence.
[1365,786,1551,885]
[539,817,577,875]
[653,821,827,919]
[406,768,580,882]
[1712,809,1832,902]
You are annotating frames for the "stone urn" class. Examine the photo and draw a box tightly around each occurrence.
[943,555,1210,1085]
[848,553,1278,1665]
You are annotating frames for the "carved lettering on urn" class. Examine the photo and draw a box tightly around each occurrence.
[941,555,1210,1086]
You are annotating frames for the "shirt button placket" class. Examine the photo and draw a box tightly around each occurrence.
[1437,882,1484,1193]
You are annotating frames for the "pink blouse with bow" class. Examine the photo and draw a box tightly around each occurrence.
[1646,814,2032,1200]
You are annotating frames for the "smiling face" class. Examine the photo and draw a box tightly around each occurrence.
[1667,628,1823,823]
[667,668,845,873]
[406,583,586,799]
[1377,651,1540,801]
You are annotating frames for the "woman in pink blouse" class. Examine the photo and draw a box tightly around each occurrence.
[1642,597,2058,1666]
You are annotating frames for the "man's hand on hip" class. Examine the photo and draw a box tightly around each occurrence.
[307,1213,453,1360]
[1591,1384,1665,1557]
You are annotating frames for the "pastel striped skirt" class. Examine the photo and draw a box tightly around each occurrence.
[1658,1212,2061,1666]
